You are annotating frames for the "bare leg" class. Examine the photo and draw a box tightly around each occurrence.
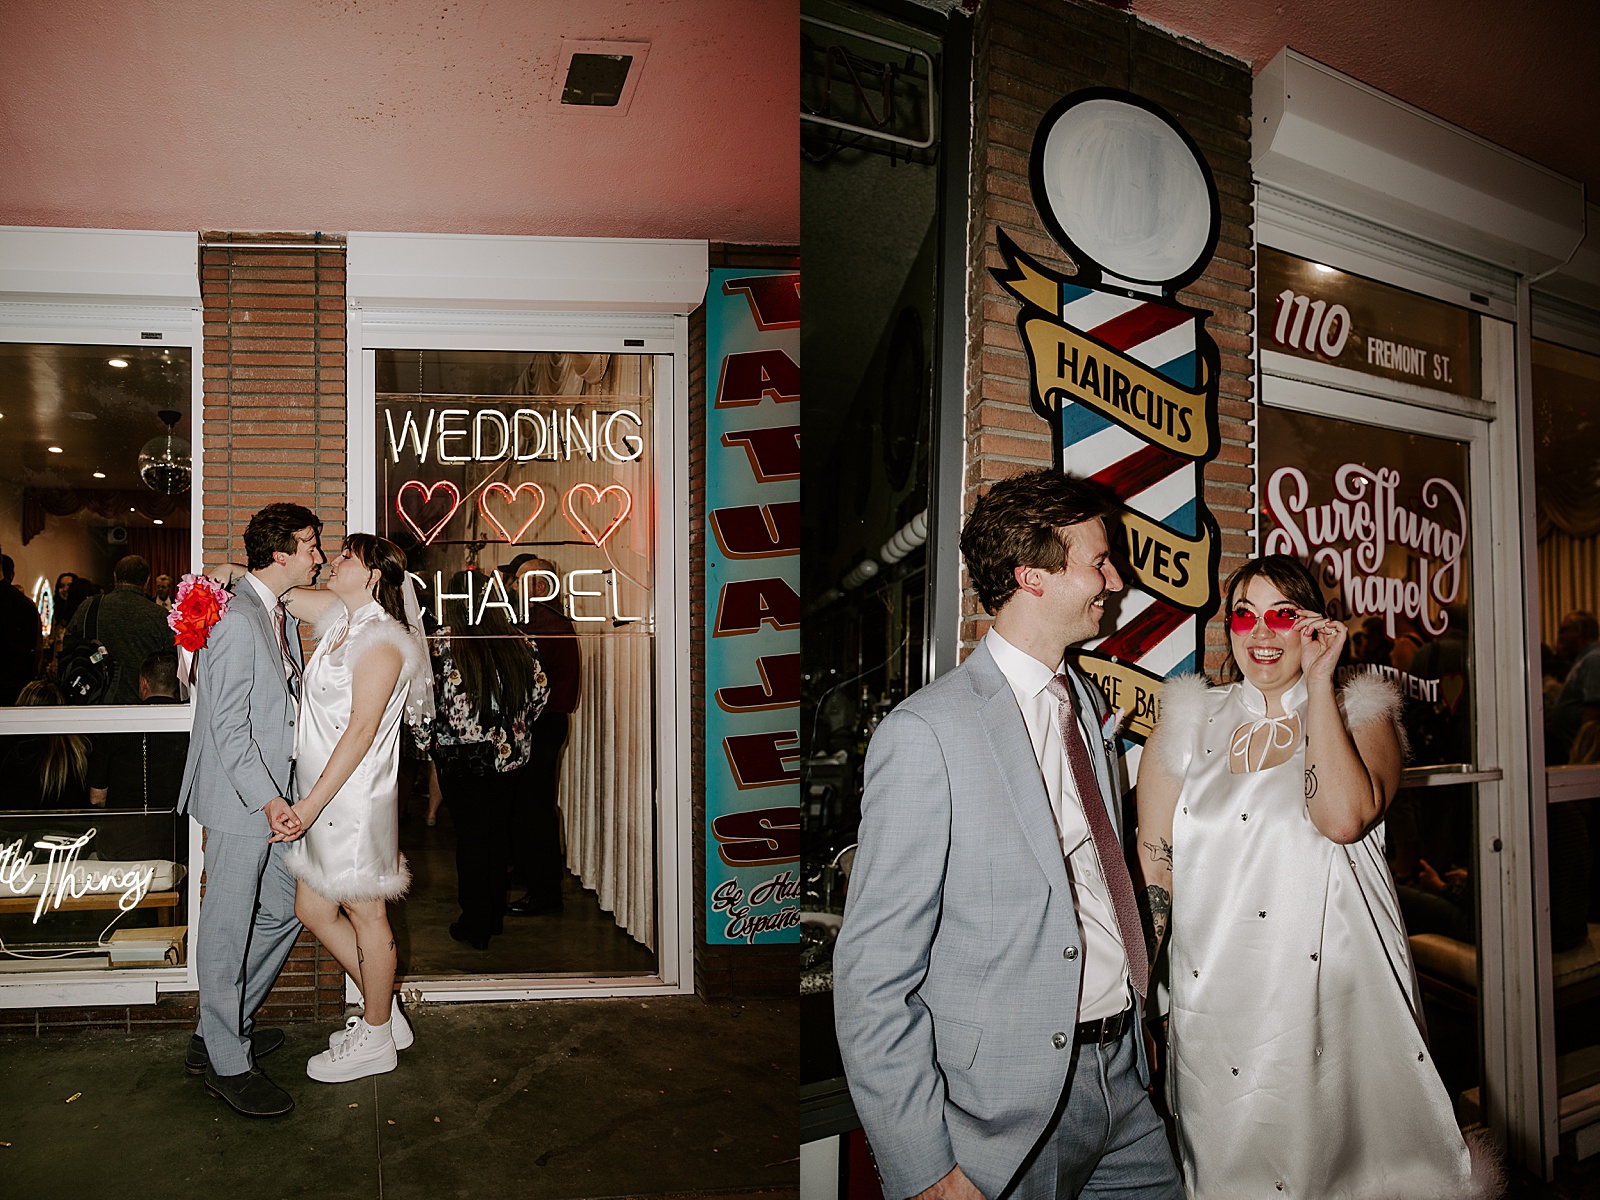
[345,898,396,1027]
[425,761,443,823]
[294,880,362,986]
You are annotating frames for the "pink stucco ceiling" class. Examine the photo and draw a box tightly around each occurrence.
[1133,0,1600,198]
[0,0,796,243]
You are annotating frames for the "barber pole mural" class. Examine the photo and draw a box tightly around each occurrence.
[704,267,802,944]
[994,88,1224,746]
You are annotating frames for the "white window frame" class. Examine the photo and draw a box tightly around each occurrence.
[345,231,704,1002]
[0,227,204,1005]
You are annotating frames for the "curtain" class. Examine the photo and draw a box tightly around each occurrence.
[21,487,185,544]
[559,635,656,950]
[537,353,656,950]
[1538,526,1600,646]
[124,527,189,595]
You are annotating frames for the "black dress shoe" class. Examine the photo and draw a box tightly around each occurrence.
[507,895,564,917]
[203,1066,294,1117]
[184,1026,288,1075]
[449,921,490,951]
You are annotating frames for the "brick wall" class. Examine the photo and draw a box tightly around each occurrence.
[692,243,801,1000]
[201,233,350,1024]
[967,0,1256,677]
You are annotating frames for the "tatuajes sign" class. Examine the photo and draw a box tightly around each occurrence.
[1260,247,1481,398]
[704,268,801,944]
[994,88,1225,740]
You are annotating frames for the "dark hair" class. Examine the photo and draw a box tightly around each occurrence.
[140,650,180,695]
[244,503,322,570]
[342,534,410,630]
[0,555,12,582]
[61,576,100,624]
[1221,554,1326,681]
[114,555,151,586]
[959,469,1111,615]
[438,569,542,719]
[1561,611,1600,643]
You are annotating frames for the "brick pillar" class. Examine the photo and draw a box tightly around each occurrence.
[692,243,801,1000]
[200,232,349,1022]
[968,0,1256,676]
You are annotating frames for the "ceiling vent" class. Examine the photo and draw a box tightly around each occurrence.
[555,40,650,116]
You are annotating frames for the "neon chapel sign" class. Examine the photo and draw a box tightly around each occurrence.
[0,831,156,924]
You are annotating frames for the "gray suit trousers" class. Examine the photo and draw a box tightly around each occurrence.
[195,832,302,1075]
[1006,1024,1182,1200]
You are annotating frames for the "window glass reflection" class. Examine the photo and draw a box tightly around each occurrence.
[0,343,192,708]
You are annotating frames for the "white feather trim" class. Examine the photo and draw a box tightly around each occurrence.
[1339,670,1410,760]
[286,851,411,905]
[347,613,430,685]
[1146,673,1211,776]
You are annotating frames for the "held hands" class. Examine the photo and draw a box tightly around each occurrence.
[265,796,303,843]
[911,1166,986,1200]
[1293,608,1345,688]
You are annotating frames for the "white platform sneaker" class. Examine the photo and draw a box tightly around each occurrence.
[307,1018,397,1083]
[329,1000,413,1051]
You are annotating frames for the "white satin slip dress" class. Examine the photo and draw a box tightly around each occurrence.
[284,600,412,903]
[1162,675,1472,1200]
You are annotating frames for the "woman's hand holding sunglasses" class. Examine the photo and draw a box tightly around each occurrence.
[1293,608,1345,687]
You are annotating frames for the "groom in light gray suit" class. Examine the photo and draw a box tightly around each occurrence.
[834,470,1182,1200]
[178,503,323,1117]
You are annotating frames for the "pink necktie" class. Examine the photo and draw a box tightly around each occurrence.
[1046,673,1148,999]
[274,602,301,696]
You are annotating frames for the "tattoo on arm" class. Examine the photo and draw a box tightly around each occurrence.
[1305,764,1319,799]
[1143,836,1174,867]
[1145,885,1171,960]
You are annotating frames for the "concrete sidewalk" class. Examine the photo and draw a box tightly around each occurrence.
[0,995,799,1200]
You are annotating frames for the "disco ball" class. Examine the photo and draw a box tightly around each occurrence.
[139,410,192,494]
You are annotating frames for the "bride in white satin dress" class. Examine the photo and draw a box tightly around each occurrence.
[270,533,433,1084]
[1136,555,1482,1199]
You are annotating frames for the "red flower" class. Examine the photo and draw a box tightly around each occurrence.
[168,574,231,653]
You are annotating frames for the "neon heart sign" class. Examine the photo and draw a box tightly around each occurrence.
[478,482,547,544]
[395,480,463,545]
[563,483,633,547]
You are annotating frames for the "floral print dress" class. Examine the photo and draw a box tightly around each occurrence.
[428,626,549,774]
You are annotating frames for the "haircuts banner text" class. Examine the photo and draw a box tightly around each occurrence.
[704,268,801,944]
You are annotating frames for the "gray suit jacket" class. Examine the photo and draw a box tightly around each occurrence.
[177,580,302,836]
[833,641,1148,1200]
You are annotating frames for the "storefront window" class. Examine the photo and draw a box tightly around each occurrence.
[0,340,193,974]
[0,343,192,710]
[1531,336,1600,1136]
[374,349,657,978]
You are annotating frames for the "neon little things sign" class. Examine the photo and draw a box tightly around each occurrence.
[0,832,155,923]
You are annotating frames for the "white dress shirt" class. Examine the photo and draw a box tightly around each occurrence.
[244,571,297,689]
[986,628,1130,1021]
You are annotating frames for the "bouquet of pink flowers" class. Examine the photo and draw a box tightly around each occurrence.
[168,573,230,652]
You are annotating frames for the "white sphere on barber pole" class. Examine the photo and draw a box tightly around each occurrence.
[1031,89,1220,290]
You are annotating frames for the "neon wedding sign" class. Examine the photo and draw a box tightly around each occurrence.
[380,388,650,628]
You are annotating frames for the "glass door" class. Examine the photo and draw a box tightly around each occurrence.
[371,348,662,989]
[1257,374,1509,1141]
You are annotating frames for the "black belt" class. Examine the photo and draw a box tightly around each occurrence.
[1074,1006,1133,1046]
